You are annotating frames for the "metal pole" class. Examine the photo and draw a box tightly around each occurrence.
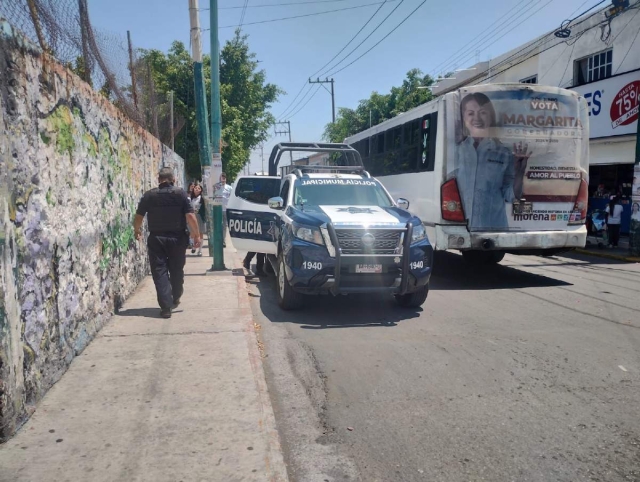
[261,143,264,173]
[210,0,225,270]
[26,0,48,54]
[189,0,215,265]
[169,90,174,151]
[287,120,293,164]
[631,112,640,256]
[127,31,138,109]
[79,0,91,84]
[330,78,335,124]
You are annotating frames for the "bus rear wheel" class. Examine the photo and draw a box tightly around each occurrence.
[462,251,505,265]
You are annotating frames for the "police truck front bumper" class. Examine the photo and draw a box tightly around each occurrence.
[282,223,433,296]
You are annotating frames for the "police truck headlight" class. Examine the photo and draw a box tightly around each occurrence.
[411,224,427,244]
[293,223,324,245]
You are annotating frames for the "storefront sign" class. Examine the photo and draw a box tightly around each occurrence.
[573,70,640,139]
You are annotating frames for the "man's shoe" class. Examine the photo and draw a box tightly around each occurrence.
[160,308,172,319]
[243,259,250,270]
[173,298,181,309]
[191,248,196,254]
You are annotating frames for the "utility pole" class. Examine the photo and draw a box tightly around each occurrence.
[78,0,92,85]
[260,143,264,173]
[275,121,293,164]
[169,90,174,151]
[188,0,216,269]
[631,112,640,256]
[126,31,137,109]
[209,0,225,270]
[309,77,335,123]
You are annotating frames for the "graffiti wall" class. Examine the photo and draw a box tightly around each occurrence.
[0,20,184,440]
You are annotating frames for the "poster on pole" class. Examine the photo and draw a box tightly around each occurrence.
[211,153,224,205]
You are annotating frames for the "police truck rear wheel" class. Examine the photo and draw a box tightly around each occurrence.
[395,285,429,308]
[277,253,304,310]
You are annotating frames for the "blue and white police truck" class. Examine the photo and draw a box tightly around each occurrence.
[226,142,433,310]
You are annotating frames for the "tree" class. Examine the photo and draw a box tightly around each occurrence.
[323,69,434,142]
[136,32,281,181]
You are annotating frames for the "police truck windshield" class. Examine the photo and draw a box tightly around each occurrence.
[293,178,393,207]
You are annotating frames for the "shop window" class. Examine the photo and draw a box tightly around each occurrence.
[520,75,538,84]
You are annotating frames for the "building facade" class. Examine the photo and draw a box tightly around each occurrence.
[432,0,640,233]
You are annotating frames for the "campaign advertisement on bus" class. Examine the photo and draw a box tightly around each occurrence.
[445,85,589,231]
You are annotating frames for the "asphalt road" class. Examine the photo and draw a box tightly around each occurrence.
[244,251,640,482]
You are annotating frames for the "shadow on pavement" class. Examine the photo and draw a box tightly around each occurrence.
[115,307,162,318]
[249,276,421,329]
[431,251,572,290]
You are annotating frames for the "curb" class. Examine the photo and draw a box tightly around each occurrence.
[226,246,290,482]
[575,248,640,263]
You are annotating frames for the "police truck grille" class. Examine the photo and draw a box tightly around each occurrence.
[335,229,403,255]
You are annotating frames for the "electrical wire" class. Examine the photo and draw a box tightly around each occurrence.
[325,0,431,77]
[314,0,405,78]
[613,7,640,72]
[220,0,358,8]
[212,1,394,29]
[288,84,323,119]
[436,0,554,77]
[279,83,319,119]
[277,0,392,120]
[429,0,530,76]
[309,0,389,79]
[239,0,250,27]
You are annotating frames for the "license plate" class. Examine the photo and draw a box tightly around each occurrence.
[355,264,382,274]
[513,201,533,215]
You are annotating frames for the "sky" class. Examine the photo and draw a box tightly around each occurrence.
[88,0,605,175]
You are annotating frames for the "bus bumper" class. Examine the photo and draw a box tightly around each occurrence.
[435,225,587,251]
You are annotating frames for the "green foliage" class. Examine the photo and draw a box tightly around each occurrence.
[136,32,280,181]
[323,69,434,143]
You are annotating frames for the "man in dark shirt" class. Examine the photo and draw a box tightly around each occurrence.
[134,167,202,318]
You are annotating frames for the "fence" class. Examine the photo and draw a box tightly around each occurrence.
[0,0,183,147]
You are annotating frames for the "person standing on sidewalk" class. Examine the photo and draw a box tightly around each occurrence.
[189,183,207,256]
[605,195,623,248]
[214,172,232,247]
[134,167,202,318]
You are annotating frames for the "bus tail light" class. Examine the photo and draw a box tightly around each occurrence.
[441,179,465,223]
[569,178,588,225]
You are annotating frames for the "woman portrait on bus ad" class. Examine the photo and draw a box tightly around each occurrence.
[450,92,529,230]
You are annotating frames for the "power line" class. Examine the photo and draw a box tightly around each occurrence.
[203,1,396,29]
[279,83,320,119]
[326,0,430,77]
[435,0,550,77]
[429,0,530,76]
[288,84,323,119]
[220,0,359,8]
[238,0,250,26]
[613,7,640,73]
[316,0,406,78]
[277,0,392,120]
[309,0,389,79]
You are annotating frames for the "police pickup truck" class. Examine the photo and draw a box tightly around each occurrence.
[226,142,433,310]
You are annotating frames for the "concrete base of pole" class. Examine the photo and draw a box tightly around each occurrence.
[211,204,225,270]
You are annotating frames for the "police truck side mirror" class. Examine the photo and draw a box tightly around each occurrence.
[268,197,284,210]
[396,198,410,210]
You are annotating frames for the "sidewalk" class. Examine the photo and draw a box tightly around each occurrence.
[576,235,640,263]
[0,242,288,482]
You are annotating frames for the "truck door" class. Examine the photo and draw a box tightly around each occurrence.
[227,176,281,254]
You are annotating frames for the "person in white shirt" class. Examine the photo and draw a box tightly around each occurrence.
[605,196,624,247]
[214,172,233,247]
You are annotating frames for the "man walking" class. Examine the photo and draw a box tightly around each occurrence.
[214,172,232,247]
[134,167,202,318]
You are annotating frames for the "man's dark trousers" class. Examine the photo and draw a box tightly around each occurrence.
[147,233,187,309]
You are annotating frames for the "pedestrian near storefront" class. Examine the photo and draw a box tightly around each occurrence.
[605,195,623,248]
[214,172,232,247]
[134,167,202,318]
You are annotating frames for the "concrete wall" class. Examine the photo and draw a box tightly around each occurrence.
[0,20,184,441]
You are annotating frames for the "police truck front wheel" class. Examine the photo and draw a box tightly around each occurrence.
[395,285,429,308]
[277,253,304,310]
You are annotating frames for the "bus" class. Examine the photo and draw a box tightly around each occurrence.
[345,83,590,264]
